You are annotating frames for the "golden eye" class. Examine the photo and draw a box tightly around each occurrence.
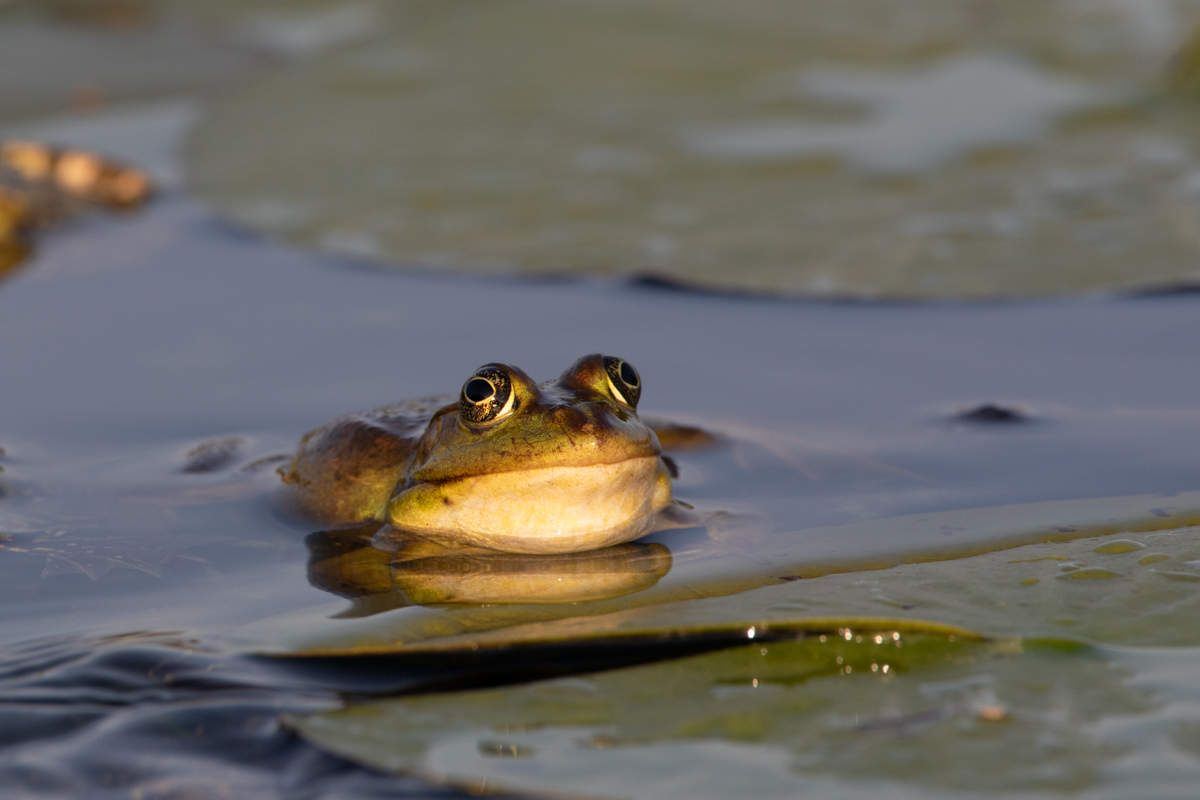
[602,356,641,408]
[459,364,516,425]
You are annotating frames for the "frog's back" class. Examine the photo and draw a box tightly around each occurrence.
[281,397,447,524]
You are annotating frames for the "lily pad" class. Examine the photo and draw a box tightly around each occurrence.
[290,634,1176,798]
[188,0,1200,298]
[244,491,1200,657]
[288,521,1200,797]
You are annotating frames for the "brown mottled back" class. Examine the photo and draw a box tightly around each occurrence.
[280,397,449,523]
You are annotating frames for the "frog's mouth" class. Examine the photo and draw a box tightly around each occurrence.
[384,455,673,554]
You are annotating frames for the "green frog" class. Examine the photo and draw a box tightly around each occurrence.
[281,354,709,554]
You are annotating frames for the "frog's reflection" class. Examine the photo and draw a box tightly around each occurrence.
[306,526,673,617]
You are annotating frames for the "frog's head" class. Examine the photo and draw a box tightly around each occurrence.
[386,354,673,553]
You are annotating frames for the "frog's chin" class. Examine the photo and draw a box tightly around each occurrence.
[384,455,673,554]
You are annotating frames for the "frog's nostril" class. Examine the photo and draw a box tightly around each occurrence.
[552,405,586,425]
[554,405,608,438]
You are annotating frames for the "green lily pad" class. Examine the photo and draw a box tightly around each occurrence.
[288,520,1200,797]
[242,491,1200,657]
[187,1,1200,298]
[289,632,1188,798]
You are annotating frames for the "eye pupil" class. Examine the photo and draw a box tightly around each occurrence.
[619,361,639,388]
[460,365,515,426]
[602,355,642,408]
[464,376,495,403]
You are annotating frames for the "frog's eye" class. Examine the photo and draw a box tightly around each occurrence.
[459,365,516,426]
[602,356,641,408]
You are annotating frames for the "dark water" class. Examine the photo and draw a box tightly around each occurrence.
[0,637,408,799]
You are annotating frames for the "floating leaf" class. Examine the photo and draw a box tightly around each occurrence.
[289,520,1200,797]
[289,632,1182,798]
[189,2,1200,298]
[244,491,1200,657]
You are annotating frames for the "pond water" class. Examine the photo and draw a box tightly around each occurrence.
[3,2,1200,798]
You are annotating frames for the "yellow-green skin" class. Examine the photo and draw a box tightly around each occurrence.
[281,354,674,554]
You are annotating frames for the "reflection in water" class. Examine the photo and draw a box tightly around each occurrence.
[306,526,673,616]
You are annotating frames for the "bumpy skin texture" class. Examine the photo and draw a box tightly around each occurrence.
[280,355,675,553]
[280,396,444,524]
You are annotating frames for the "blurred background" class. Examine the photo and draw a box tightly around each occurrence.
[6,0,1200,298]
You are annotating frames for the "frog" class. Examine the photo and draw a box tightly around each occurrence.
[280,354,709,555]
